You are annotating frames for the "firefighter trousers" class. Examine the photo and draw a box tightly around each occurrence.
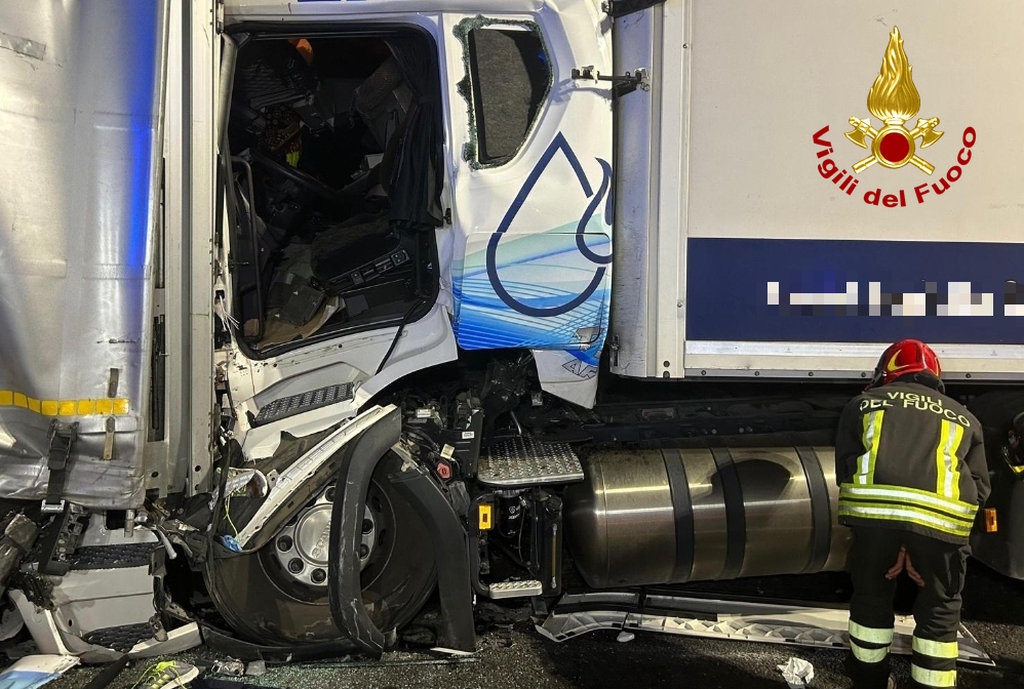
[846,526,969,689]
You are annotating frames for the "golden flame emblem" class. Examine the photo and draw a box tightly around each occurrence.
[845,27,943,175]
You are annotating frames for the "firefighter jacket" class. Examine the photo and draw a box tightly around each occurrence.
[835,379,991,544]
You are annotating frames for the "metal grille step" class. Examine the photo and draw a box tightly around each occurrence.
[538,591,993,666]
[254,382,354,426]
[488,580,544,600]
[478,437,583,487]
[82,622,155,653]
[68,543,159,570]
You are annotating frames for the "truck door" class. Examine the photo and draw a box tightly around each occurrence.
[442,3,613,407]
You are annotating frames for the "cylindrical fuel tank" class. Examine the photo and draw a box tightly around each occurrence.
[564,447,851,588]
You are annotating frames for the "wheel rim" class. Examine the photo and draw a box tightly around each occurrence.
[263,482,385,599]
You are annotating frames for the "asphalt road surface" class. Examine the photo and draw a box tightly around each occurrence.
[18,562,1024,689]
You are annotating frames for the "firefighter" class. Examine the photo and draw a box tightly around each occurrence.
[835,339,990,689]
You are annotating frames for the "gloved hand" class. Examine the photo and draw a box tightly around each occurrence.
[885,545,925,587]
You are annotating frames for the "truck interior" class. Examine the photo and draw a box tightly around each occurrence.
[226,29,442,355]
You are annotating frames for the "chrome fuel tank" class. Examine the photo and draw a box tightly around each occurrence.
[564,447,851,588]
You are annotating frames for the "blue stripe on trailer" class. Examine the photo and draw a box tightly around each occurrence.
[686,238,1024,343]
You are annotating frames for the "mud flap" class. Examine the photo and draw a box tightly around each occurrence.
[389,466,476,653]
[968,392,1024,580]
[327,407,403,657]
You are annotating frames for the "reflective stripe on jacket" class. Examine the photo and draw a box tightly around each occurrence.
[835,380,990,544]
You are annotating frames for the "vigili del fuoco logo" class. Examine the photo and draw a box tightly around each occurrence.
[811,27,976,207]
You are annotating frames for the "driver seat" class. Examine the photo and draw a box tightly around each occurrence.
[308,106,409,290]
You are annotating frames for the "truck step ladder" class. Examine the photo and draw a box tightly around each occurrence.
[538,591,993,666]
[488,579,545,600]
[478,437,584,487]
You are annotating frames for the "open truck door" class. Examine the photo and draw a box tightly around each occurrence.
[442,2,615,408]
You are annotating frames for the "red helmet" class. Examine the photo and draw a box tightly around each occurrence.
[870,339,941,387]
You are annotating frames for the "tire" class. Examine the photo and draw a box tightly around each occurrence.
[967,390,1024,579]
[203,451,436,645]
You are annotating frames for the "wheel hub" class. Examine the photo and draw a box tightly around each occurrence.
[271,484,377,588]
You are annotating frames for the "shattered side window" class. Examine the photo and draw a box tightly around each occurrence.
[461,23,550,167]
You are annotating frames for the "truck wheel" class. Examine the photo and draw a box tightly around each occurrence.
[203,452,436,645]
[967,390,1024,579]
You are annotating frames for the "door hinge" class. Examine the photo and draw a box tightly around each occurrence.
[602,0,668,18]
[571,66,649,99]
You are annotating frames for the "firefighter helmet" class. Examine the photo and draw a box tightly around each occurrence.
[870,339,941,387]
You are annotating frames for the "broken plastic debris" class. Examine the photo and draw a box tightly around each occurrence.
[777,657,814,688]
[0,655,79,689]
[615,631,635,643]
[211,659,245,676]
[245,660,267,676]
[218,535,242,553]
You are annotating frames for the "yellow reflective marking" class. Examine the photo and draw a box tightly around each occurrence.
[840,483,977,517]
[0,391,130,417]
[911,665,956,687]
[935,420,950,500]
[849,620,894,645]
[839,504,972,538]
[936,421,965,501]
[948,423,963,501]
[839,499,974,528]
[856,411,885,485]
[851,642,889,663]
[869,411,885,482]
[913,636,958,659]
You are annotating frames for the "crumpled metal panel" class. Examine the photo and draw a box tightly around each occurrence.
[0,1,168,508]
[538,592,993,666]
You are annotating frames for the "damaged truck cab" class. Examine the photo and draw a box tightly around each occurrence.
[2,0,1024,662]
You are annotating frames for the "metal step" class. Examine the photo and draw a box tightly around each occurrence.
[253,382,355,426]
[488,579,544,600]
[67,543,159,570]
[537,591,993,667]
[82,622,156,653]
[478,437,584,487]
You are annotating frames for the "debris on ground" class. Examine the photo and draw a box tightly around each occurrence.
[777,657,815,688]
[130,660,198,689]
[243,661,265,677]
[0,654,79,689]
[208,659,244,677]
